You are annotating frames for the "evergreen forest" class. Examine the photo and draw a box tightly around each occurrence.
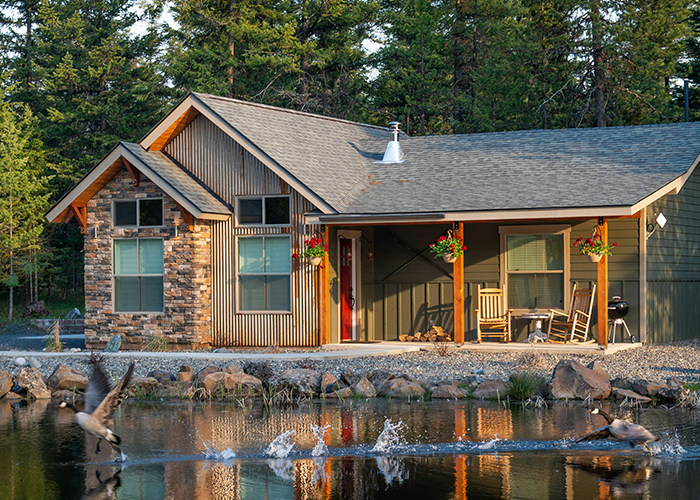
[0,0,699,317]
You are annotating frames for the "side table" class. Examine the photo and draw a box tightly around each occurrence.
[522,313,550,343]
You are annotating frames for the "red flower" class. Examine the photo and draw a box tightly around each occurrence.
[613,242,617,247]
[292,253,298,259]
[462,245,467,251]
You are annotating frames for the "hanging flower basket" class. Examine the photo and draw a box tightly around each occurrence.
[586,253,603,263]
[442,253,457,263]
[308,255,323,266]
[574,227,616,263]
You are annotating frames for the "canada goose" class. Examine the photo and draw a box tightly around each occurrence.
[576,408,659,452]
[59,361,135,455]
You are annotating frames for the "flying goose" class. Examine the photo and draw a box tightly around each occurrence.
[576,408,659,452]
[59,361,135,455]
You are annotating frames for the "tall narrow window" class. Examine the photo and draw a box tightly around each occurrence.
[500,226,569,311]
[238,236,291,311]
[237,196,290,226]
[113,238,164,312]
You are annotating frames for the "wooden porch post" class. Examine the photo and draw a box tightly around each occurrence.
[319,225,330,345]
[597,218,609,347]
[454,222,465,345]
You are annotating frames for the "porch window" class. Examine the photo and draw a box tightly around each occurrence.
[113,238,164,312]
[113,199,163,227]
[500,226,570,311]
[237,196,290,226]
[237,236,291,311]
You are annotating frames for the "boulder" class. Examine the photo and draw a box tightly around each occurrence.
[4,392,21,401]
[223,364,245,375]
[614,388,652,404]
[23,300,49,317]
[196,365,220,382]
[15,368,51,399]
[243,361,275,385]
[65,307,82,319]
[370,369,395,389]
[659,377,689,400]
[549,360,611,400]
[228,372,263,395]
[631,379,665,397]
[341,368,371,387]
[321,372,342,393]
[14,357,27,367]
[52,389,84,403]
[46,364,89,392]
[129,377,160,394]
[431,384,468,399]
[610,377,633,391]
[472,379,508,400]
[269,368,322,395]
[353,377,377,398]
[0,370,13,398]
[147,369,175,384]
[325,387,353,399]
[377,378,410,397]
[202,372,263,396]
[177,365,194,382]
[586,360,610,380]
[384,381,424,399]
[28,357,42,370]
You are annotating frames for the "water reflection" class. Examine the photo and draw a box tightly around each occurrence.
[1,399,700,499]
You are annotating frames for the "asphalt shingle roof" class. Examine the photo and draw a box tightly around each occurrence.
[193,93,700,215]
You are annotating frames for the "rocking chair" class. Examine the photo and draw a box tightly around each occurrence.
[547,284,596,343]
[475,284,513,342]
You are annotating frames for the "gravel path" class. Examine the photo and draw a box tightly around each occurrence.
[2,339,699,386]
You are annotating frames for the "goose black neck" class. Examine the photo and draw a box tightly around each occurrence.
[595,409,614,424]
[61,402,79,413]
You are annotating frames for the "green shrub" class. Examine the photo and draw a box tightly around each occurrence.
[506,372,545,400]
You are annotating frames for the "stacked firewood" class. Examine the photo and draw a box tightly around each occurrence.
[399,326,452,343]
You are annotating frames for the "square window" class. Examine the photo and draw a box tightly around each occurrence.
[265,197,290,225]
[239,199,263,224]
[114,201,137,226]
[139,199,163,226]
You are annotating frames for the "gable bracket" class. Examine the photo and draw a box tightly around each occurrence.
[122,157,140,187]
[70,203,87,234]
[175,202,194,231]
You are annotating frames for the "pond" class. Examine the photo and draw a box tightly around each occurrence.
[1,398,699,499]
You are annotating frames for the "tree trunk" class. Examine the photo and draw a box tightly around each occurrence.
[591,0,606,127]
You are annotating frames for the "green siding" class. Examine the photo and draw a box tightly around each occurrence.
[647,167,700,343]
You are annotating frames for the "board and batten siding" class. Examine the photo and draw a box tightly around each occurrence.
[646,167,700,344]
[164,114,322,347]
[366,219,640,343]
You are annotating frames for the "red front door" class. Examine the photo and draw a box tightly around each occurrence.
[339,238,355,341]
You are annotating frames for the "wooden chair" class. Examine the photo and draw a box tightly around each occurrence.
[547,284,596,343]
[475,285,513,342]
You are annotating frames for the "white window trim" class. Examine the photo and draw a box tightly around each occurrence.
[236,234,293,314]
[499,225,571,314]
[112,237,164,314]
[235,195,291,227]
[112,198,164,228]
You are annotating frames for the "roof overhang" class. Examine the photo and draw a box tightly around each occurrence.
[46,143,231,223]
[141,93,337,215]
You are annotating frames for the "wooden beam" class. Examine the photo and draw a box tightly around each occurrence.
[453,222,465,345]
[122,158,139,187]
[149,106,200,151]
[597,218,609,347]
[70,203,87,233]
[319,226,330,345]
[175,202,194,231]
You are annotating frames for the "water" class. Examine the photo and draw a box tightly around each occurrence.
[2,398,700,499]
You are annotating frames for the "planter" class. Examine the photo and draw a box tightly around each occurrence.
[586,253,603,263]
[442,253,457,263]
[307,255,323,266]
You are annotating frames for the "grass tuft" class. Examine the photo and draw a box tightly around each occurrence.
[506,372,545,400]
[143,332,170,352]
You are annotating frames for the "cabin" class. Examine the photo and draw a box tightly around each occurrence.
[46,92,700,349]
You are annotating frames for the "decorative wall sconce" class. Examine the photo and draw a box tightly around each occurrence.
[646,212,667,240]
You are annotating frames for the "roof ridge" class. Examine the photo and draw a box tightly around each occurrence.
[193,92,396,135]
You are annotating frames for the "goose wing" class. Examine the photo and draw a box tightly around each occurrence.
[84,363,113,414]
[575,424,614,442]
[620,423,658,444]
[91,362,135,427]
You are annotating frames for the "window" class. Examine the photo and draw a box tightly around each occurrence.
[500,226,570,311]
[113,199,163,227]
[113,238,164,312]
[238,236,291,311]
[237,196,290,226]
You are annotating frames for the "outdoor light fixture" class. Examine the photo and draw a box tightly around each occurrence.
[646,212,667,240]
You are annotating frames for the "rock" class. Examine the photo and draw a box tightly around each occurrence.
[224,364,245,375]
[341,368,370,387]
[46,364,89,392]
[269,368,322,395]
[385,381,424,398]
[631,379,665,397]
[228,372,263,395]
[147,369,175,384]
[369,369,394,389]
[321,372,342,393]
[243,361,275,385]
[69,348,81,353]
[196,365,220,382]
[472,379,508,399]
[52,389,84,403]
[353,377,377,398]
[15,368,51,399]
[4,391,21,401]
[377,378,410,396]
[202,372,262,396]
[23,300,49,317]
[431,384,468,399]
[213,348,230,353]
[659,377,689,400]
[66,307,82,319]
[176,365,194,382]
[586,360,610,379]
[129,377,160,394]
[105,335,122,352]
[28,357,41,370]
[14,357,27,367]
[610,377,633,391]
[325,387,353,399]
[0,370,13,398]
[549,360,611,400]
[614,388,652,403]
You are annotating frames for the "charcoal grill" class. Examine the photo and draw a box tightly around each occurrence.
[608,296,634,343]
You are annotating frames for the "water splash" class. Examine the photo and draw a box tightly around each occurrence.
[266,430,296,458]
[268,458,295,480]
[478,434,502,450]
[311,457,329,484]
[311,424,331,457]
[376,456,408,485]
[371,419,405,454]
[115,451,128,462]
[652,431,686,455]
[201,439,236,460]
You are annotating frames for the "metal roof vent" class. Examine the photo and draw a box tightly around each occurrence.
[374,121,404,164]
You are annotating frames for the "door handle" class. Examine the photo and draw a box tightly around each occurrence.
[349,287,355,310]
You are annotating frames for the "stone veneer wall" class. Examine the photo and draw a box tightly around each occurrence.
[84,168,212,349]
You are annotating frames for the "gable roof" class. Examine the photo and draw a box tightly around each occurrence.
[47,142,231,223]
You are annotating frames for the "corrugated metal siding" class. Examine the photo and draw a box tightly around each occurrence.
[165,115,320,347]
[646,168,700,343]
